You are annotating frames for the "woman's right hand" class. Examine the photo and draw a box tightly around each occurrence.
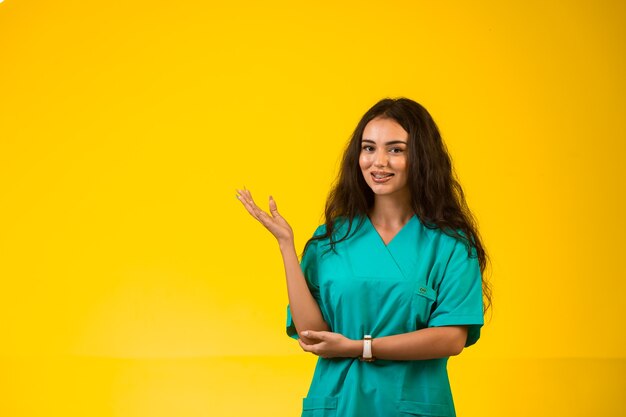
[236,188,294,244]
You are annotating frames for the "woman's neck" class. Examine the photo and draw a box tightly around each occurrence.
[368,194,414,227]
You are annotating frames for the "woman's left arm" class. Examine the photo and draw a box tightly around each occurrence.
[370,326,468,359]
[298,239,483,360]
[298,326,468,360]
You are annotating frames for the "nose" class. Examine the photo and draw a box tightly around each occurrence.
[374,149,388,167]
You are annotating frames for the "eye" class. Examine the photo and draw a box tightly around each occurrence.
[361,145,375,152]
[389,147,405,154]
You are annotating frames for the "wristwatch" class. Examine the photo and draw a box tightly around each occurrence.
[360,335,376,362]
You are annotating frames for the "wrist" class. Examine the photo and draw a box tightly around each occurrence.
[347,339,362,358]
[278,238,295,252]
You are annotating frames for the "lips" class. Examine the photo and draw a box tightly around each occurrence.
[371,171,394,183]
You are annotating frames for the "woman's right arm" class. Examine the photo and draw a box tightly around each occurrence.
[278,238,330,340]
[236,189,330,343]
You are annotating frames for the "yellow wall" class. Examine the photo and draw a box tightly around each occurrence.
[0,0,624,415]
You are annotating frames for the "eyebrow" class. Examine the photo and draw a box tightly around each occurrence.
[362,139,408,145]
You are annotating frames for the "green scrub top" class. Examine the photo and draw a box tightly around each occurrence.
[286,215,484,417]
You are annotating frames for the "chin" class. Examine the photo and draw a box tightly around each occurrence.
[370,186,400,196]
[368,183,409,198]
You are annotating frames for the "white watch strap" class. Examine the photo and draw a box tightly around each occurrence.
[363,335,373,359]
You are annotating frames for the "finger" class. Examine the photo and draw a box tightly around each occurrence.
[236,189,251,206]
[243,191,264,214]
[237,190,273,225]
[301,330,326,341]
[236,191,263,222]
[269,196,281,218]
[244,189,257,205]
[306,344,320,356]
[237,189,256,207]
[250,206,272,226]
[298,339,317,355]
[244,192,277,225]
[236,189,252,206]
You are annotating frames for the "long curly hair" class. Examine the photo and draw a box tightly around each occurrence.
[306,97,492,315]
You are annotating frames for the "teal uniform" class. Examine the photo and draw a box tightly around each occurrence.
[286,215,484,417]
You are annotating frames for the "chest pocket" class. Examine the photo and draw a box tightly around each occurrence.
[412,284,437,329]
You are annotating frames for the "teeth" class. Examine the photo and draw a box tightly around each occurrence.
[373,173,392,179]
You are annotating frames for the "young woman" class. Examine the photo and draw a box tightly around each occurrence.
[237,97,492,417]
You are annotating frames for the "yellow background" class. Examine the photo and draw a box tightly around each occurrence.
[1,0,624,415]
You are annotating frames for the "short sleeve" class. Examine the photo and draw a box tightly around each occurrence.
[286,225,324,339]
[428,240,485,347]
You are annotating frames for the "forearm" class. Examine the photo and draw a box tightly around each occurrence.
[279,239,330,340]
[344,326,467,360]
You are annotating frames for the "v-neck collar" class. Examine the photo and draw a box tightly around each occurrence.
[365,214,417,247]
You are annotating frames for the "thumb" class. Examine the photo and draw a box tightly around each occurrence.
[269,196,281,217]
[301,330,325,340]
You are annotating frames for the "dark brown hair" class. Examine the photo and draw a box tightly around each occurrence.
[306,97,492,315]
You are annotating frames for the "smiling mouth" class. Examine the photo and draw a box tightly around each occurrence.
[371,172,394,183]
[372,172,394,179]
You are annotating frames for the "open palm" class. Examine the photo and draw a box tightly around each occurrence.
[236,188,294,243]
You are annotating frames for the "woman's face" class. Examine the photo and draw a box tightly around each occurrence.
[359,116,410,198]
